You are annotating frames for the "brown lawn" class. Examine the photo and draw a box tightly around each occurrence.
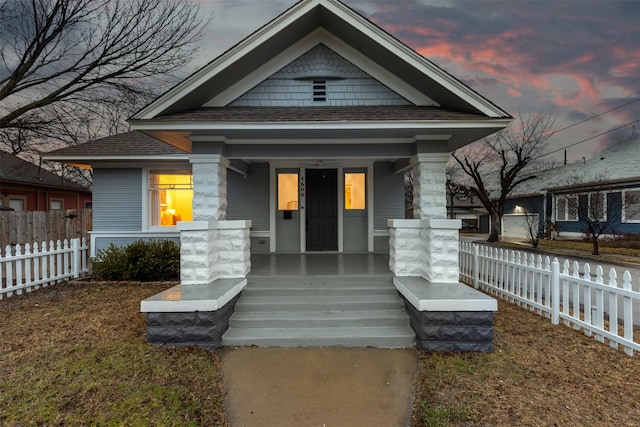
[1,280,639,426]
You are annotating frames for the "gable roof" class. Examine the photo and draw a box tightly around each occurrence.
[132,0,510,121]
[0,151,90,191]
[511,137,640,196]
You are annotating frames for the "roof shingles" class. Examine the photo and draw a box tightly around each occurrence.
[45,131,188,157]
[145,106,494,123]
[0,152,89,191]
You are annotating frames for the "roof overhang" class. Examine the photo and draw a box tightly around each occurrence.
[132,119,510,152]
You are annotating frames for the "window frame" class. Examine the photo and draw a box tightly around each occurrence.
[555,195,578,221]
[586,192,607,222]
[7,196,26,211]
[49,198,64,210]
[623,189,640,223]
[344,171,366,211]
[147,169,194,229]
[277,172,300,211]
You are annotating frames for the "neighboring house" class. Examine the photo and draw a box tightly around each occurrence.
[0,151,92,211]
[504,137,640,239]
[446,185,487,232]
[45,0,511,350]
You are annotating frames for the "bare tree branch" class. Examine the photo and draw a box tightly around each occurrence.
[0,0,210,136]
[452,109,557,242]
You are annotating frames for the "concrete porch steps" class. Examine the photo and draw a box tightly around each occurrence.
[222,275,416,348]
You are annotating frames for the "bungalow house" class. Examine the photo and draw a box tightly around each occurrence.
[0,151,91,211]
[45,0,511,350]
[504,137,640,239]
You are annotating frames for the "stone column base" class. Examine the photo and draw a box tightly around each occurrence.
[400,294,494,352]
[145,294,240,350]
[388,218,461,283]
[178,220,252,285]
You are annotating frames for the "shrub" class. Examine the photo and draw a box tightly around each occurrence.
[93,240,180,281]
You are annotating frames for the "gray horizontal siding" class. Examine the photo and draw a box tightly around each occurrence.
[94,236,180,255]
[374,162,405,230]
[93,168,142,231]
[227,163,270,231]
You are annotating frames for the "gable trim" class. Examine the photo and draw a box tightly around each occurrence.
[205,29,434,107]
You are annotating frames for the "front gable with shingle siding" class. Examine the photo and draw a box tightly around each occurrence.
[228,44,414,108]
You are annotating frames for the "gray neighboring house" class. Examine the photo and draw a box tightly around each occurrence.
[504,137,640,239]
[45,0,512,350]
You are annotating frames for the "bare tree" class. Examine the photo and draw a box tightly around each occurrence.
[452,110,556,242]
[522,206,543,248]
[0,0,210,156]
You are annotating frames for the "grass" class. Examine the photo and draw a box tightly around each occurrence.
[2,280,640,426]
[0,280,228,426]
[494,235,640,264]
[411,300,640,426]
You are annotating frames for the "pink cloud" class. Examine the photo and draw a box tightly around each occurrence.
[508,88,523,97]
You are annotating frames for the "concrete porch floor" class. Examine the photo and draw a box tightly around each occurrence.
[250,253,391,277]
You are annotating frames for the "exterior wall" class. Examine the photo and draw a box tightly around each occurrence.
[92,168,142,231]
[344,209,367,252]
[373,162,405,230]
[227,163,270,231]
[504,195,546,233]
[0,182,91,211]
[230,44,411,107]
[553,188,640,236]
[94,235,180,254]
[373,235,389,253]
[251,237,270,253]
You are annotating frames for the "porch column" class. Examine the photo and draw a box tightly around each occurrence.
[412,152,448,220]
[179,154,251,285]
[191,154,229,221]
[390,152,461,283]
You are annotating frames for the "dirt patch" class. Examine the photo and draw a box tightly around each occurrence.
[412,299,640,426]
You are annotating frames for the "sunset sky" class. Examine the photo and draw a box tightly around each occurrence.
[194,0,640,164]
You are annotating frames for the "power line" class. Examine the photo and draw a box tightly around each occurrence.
[542,119,640,157]
[551,97,640,135]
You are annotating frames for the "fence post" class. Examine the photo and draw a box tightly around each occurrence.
[72,238,80,278]
[551,259,560,325]
[473,244,479,289]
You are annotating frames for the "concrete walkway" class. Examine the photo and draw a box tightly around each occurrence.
[220,347,418,426]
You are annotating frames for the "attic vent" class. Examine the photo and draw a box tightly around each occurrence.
[313,80,326,102]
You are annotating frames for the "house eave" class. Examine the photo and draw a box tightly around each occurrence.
[131,119,510,151]
[547,177,640,194]
[130,118,512,132]
[43,154,190,163]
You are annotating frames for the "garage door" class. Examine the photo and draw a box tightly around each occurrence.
[502,214,538,239]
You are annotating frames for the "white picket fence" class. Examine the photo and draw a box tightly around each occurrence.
[0,238,89,299]
[460,241,640,356]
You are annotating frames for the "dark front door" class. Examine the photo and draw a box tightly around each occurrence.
[306,169,338,251]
